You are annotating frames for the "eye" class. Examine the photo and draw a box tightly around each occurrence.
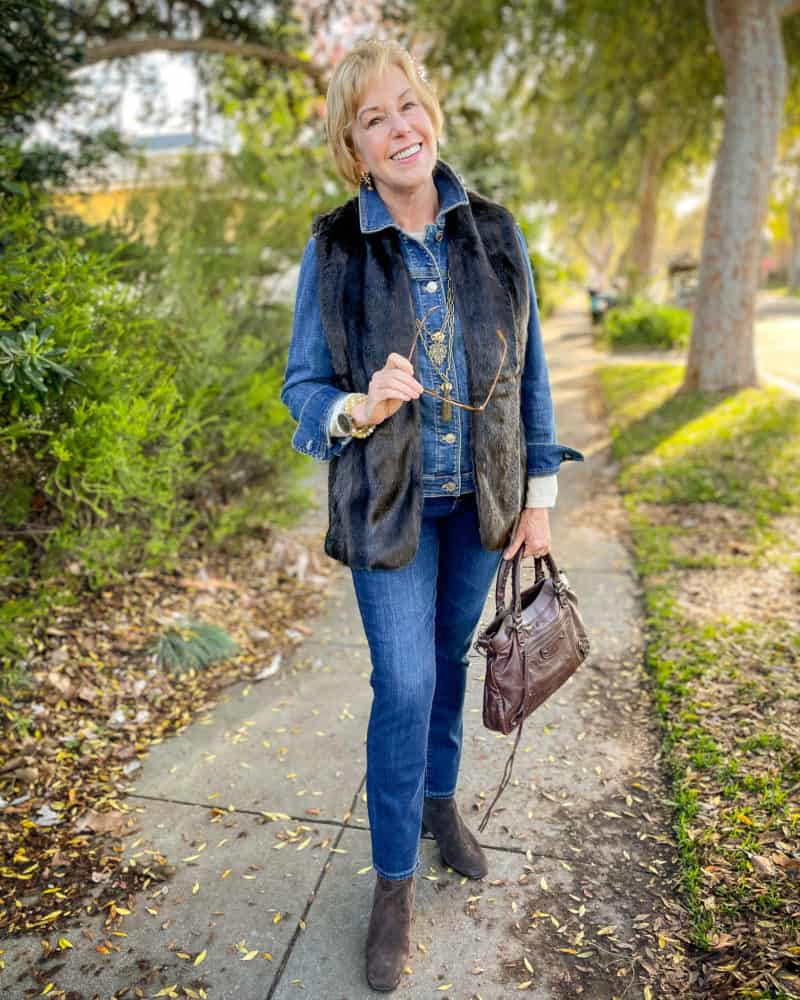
[367,116,384,128]
[402,101,417,111]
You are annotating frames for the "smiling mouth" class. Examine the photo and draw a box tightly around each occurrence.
[390,142,422,161]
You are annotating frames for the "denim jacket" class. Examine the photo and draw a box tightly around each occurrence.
[281,163,583,496]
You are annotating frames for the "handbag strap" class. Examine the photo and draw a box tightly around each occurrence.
[494,549,561,616]
[478,639,531,833]
[478,716,525,833]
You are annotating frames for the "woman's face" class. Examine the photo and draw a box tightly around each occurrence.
[349,64,437,196]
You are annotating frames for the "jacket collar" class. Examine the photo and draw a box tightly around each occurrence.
[357,158,469,235]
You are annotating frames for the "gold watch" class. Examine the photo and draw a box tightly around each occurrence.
[339,393,376,439]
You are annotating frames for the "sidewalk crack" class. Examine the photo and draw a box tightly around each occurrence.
[264,772,367,999]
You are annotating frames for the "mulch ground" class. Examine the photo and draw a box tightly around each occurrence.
[0,523,332,950]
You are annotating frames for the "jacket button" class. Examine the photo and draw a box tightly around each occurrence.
[442,433,456,443]
[442,481,456,492]
[425,280,438,292]
[435,230,443,241]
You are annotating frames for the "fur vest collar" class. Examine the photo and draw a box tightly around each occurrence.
[313,170,529,569]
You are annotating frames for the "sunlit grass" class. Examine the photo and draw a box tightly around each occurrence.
[599,362,800,986]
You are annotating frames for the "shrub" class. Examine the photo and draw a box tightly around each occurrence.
[0,183,307,588]
[0,193,198,581]
[604,300,691,351]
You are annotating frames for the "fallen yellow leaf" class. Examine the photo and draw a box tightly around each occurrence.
[194,949,207,966]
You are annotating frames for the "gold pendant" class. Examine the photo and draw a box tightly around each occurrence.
[428,342,447,366]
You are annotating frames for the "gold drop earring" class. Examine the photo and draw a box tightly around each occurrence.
[359,168,373,191]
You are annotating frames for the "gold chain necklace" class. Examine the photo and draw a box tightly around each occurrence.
[414,272,457,420]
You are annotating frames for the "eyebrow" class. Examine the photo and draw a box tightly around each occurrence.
[357,88,414,121]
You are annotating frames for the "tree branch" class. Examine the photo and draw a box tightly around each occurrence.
[777,0,800,17]
[76,37,326,93]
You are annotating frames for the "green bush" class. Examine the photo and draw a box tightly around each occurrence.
[604,300,691,350]
[0,193,196,581]
[0,182,307,589]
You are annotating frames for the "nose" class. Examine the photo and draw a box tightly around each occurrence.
[386,109,411,135]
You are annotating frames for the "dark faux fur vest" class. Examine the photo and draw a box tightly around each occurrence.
[313,182,530,570]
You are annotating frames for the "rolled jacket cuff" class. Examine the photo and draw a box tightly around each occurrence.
[526,442,585,475]
[290,384,352,461]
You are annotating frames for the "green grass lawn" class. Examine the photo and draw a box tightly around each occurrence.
[599,362,800,1000]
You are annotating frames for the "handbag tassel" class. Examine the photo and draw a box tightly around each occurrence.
[477,718,525,833]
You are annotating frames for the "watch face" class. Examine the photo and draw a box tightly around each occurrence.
[336,411,352,434]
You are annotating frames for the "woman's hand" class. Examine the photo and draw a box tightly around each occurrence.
[503,508,551,560]
[352,352,423,427]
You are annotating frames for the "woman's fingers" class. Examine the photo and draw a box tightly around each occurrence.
[504,509,551,559]
[364,354,424,425]
[384,354,423,392]
[385,352,413,373]
[373,369,423,398]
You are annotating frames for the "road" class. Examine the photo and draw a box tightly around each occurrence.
[755,292,800,391]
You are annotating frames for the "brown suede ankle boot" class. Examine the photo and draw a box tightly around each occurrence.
[421,796,488,879]
[365,873,415,992]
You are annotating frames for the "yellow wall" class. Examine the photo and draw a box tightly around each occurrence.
[53,187,166,241]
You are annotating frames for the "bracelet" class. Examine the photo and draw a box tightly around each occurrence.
[344,393,376,439]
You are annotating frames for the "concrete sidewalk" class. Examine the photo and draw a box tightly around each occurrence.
[3,308,686,999]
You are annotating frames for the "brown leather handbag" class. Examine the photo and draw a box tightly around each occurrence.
[473,549,590,830]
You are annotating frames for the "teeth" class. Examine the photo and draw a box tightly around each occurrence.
[392,143,421,161]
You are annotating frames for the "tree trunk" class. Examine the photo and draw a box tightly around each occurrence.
[683,0,787,392]
[623,147,664,294]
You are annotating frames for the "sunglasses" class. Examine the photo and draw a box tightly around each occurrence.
[406,324,508,412]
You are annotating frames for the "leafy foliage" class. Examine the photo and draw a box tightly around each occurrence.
[0,322,78,407]
[603,301,691,350]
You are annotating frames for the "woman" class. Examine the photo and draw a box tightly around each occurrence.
[281,39,583,993]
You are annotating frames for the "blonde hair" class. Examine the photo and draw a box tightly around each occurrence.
[325,39,444,188]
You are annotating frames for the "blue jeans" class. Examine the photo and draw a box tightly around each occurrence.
[350,491,504,880]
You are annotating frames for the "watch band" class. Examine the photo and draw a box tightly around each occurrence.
[343,393,376,439]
